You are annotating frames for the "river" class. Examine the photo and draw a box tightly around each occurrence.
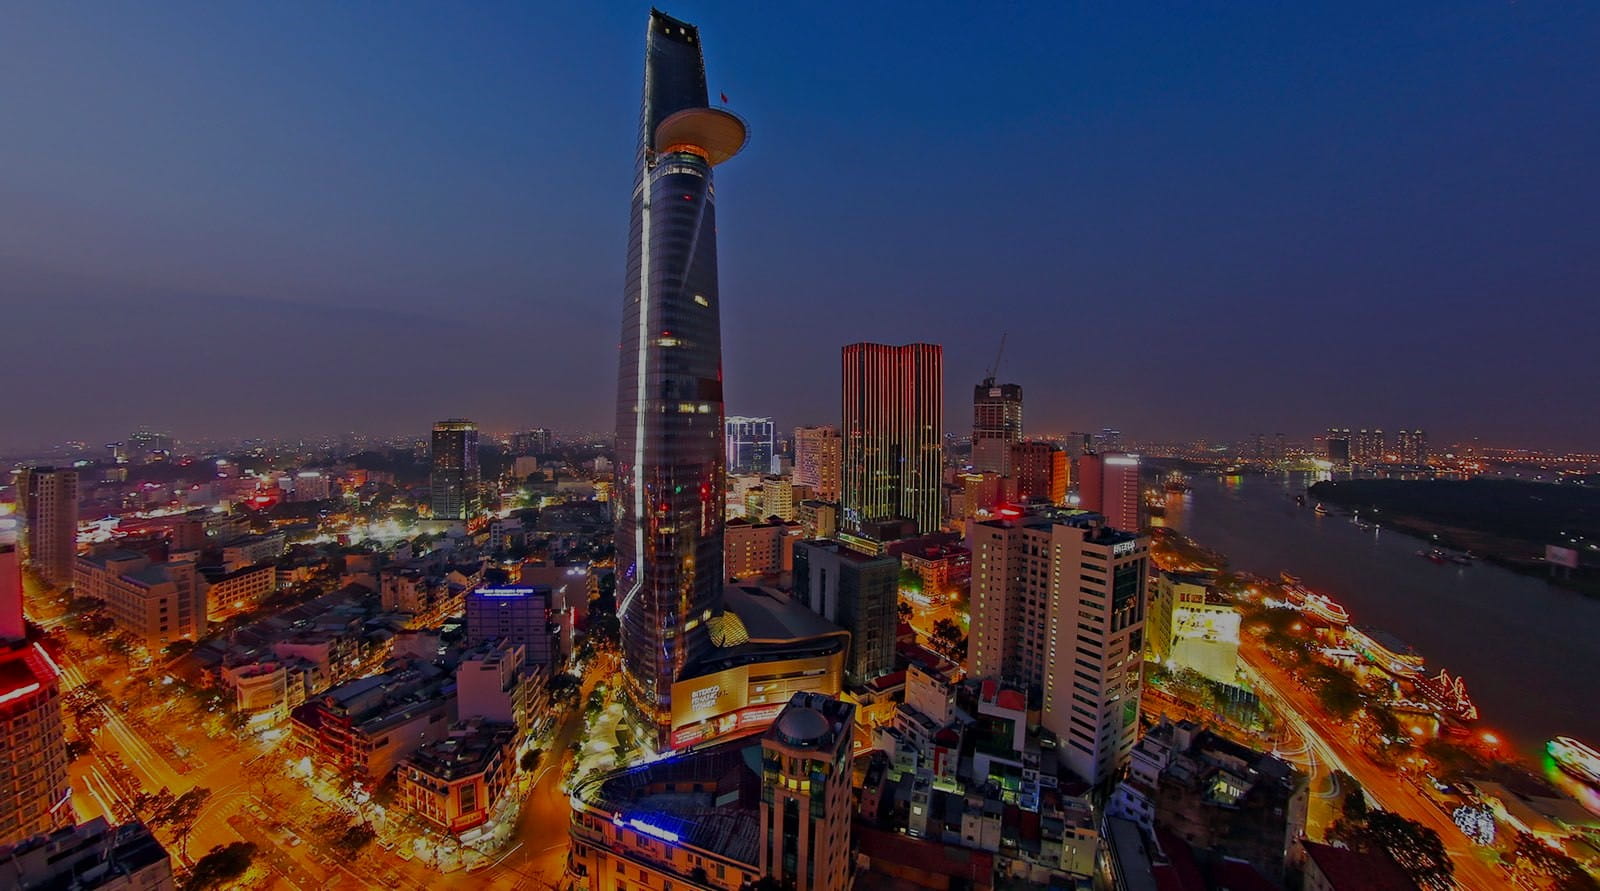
[1159,470,1600,761]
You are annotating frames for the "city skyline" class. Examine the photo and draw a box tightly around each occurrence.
[4,3,1598,451]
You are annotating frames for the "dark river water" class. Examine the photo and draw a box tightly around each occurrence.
[1161,470,1600,760]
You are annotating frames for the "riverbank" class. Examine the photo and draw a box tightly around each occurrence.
[1308,478,1600,599]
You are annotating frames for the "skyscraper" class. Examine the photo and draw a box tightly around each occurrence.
[429,419,480,521]
[1078,452,1142,532]
[972,379,1023,475]
[725,416,776,475]
[792,425,842,503]
[1011,440,1068,505]
[1397,429,1428,465]
[841,342,943,537]
[613,9,747,745]
[967,507,1149,785]
[15,467,77,589]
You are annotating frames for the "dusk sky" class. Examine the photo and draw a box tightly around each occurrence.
[3,1,1596,451]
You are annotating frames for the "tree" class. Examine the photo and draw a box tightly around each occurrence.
[1348,810,1454,890]
[548,672,583,708]
[930,618,966,661]
[520,749,543,772]
[1513,831,1600,891]
[1307,664,1363,719]
[896,600,912,623]
[163,787,213,860]
[333,823,377,855]
[183,842,257,891]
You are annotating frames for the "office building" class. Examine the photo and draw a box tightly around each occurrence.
[456,639,535,730]
[1010,440,1068,505]
[429,419,481,521]
[796,500,838,541]
[0,636,70,845]
[792,539,899,684]
[612,9,747,745]
[724,518,801,581]
[972,379,1023,475]
[73,553,206,650]
[1149,570,1240,685]
[465,586,556,671]
[1077,452,1142,532]
[726,417,776,475]
[510,428,552,456]
[793,426,842,502]
[568,693,852,891]
[0,817,174,890]
[1325,429,1352,465]
[15,467,77,589]
[758,693,855,891]
[1396,429,1428,466]
[841,342,943,537]
[967,506,1149,785]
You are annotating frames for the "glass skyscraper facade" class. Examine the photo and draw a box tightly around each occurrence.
[614,10,746,745]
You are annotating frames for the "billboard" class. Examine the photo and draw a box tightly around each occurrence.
[1546,545,1579,570]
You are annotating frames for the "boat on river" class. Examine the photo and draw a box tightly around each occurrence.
[1549,737,1600,788]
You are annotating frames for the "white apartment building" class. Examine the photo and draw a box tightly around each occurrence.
[967,506,1149,786]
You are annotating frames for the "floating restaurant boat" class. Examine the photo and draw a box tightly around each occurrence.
[1548,737,1600,788]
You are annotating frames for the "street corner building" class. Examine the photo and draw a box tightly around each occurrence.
[613,8,749,747]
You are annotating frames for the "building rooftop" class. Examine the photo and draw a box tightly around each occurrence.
[1301,841,1418,890]
[574,738,762,867]
[404,722,514,782]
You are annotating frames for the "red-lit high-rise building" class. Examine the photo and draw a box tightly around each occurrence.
[841,343,943,537]
[1011,441,1068,505]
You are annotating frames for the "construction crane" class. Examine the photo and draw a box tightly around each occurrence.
[982,333,1008,387]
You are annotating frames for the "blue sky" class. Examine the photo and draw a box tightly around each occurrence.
[2,1,1596,449]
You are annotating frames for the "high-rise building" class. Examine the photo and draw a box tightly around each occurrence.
[510,428,552,457]
[972,379,1023,475]
[1396,429,1428,465]
[2,517,24,643]
[967,507,1149,786]
[1,571,69,844]
[1325,428,1352,465]
[793,426,842,503]
[1011,441,1068,505]
[1353,428,1386,464]
[758,693,854,891]
[792,540,898,684]
[841,342,943,537]
[1078,453,1142,532]
[1095,427,1123,452]
[429,420,480,521]
[726,417,776,475]
[613,9,747,746]
[796,500,838,541]
[15,467,77,589]
[465,585,556,671]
